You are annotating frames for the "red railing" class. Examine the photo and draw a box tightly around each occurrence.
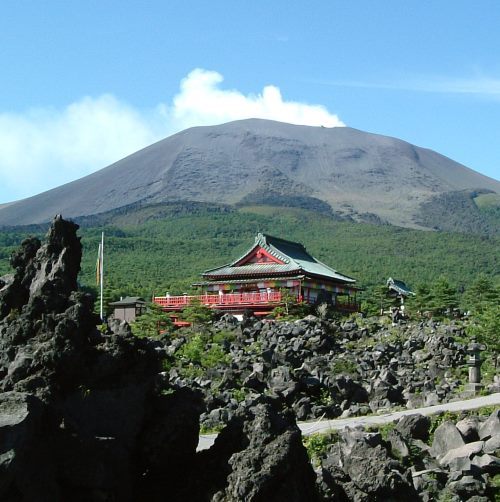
[153,292,360,312]
[153,291,283,309]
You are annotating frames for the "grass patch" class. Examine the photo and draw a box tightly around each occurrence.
[200,423,225,434]
[302,432,339,466]
[331,359,358,376]
[474,193,500,209]
[490,474,500,502]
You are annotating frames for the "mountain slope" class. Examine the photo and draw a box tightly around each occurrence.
[0,119,498,228]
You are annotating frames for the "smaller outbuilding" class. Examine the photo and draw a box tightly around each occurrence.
[109,296,146,322]
[386,277,415,305]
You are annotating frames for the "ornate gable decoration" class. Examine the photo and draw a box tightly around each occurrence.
[201,232,356,284]
[235,246,285,266]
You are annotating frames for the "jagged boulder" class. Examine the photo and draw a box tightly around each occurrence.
[316,428,417,501]
[446,472,488,499]
[0,215,81,320]
[439,441,484,467]
[430,421,465,459]
[0,217,204,501]
[478,409,500,440]
[386,429,410,460]
[0,392,50,498]
[338,431,416,501]
[201,402,318,502]
[456,416,480,442]
[396,414,431,441]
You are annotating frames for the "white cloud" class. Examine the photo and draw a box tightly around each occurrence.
[0,95,160,201]
[0,68,344,203]
[409,76,500,96]
[314,75,500,98]
[171,69,343,130]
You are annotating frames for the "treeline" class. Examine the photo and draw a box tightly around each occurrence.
[0,203,498,312]
[362,274,499,315]
[417,189,500,236]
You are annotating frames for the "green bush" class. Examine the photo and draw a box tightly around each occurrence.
[213,330,236,344]
[130,302,173,338]
[232,388,247,403]
[331,359,358,376]
[181,298,214,326]
[302,432,338,466]
[176,335,230,369]
[177,335,205,364]
[201,343,230,369]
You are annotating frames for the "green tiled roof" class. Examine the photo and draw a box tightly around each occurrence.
[193,275,305,287]
[109,296,145,306]
[387,277,415,296]
[203,233,356,283]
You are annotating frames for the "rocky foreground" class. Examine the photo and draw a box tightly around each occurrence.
[170,312,471,431]
[0,217,499,501]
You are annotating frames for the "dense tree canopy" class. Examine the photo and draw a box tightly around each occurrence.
[0,203,498,318]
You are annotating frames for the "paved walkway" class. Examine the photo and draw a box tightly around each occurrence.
[197,392,500,451]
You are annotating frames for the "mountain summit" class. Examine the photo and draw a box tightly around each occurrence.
[0,118,498,228]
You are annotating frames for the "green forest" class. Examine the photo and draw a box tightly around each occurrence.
[0,202,499,311]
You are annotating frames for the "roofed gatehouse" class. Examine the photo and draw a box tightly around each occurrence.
[153,233,359,315]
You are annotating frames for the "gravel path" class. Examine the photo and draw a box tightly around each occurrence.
[197,392,500,451]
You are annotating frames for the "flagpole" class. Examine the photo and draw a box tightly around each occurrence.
[100,231,104,321]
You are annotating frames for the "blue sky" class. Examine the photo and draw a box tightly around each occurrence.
[1,0,499,203]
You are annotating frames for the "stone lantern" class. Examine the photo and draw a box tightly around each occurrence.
[465,338,486,395]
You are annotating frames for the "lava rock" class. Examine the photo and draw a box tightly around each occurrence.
[0,217,204,501]
[199,402,319,501]
[456,416,480,443]
[338,429,417,501]
[396,414,431,441]
[439,441,484,467]
[478,409,500,440]
[430,421,465,459]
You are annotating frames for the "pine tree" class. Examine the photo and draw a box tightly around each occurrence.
[430,277,458,316]
[181,298,214,326]
[130,302,173,338]
[467,302,500,369]
[93,287,117,318]
[361,284,393,316]
[462,274,499,314]
[410,283,434,314]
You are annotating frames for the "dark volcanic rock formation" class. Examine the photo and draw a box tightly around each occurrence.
[210,402,317,502]
[316,410,500,501]
[169,314,468,432]
[318,428,418,501]
[0,217,205,501]
[0,217,319,502]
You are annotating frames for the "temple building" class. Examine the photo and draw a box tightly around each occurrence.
[154,233,359,315]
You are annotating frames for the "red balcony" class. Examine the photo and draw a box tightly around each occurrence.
[153,291,359,313]
[153,291,283,310]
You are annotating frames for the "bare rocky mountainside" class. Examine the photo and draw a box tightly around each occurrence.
[0,119,498,229]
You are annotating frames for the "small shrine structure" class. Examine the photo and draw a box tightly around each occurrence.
[109,296,146,322]
[386,277,415,305]
[154,233,359,315]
